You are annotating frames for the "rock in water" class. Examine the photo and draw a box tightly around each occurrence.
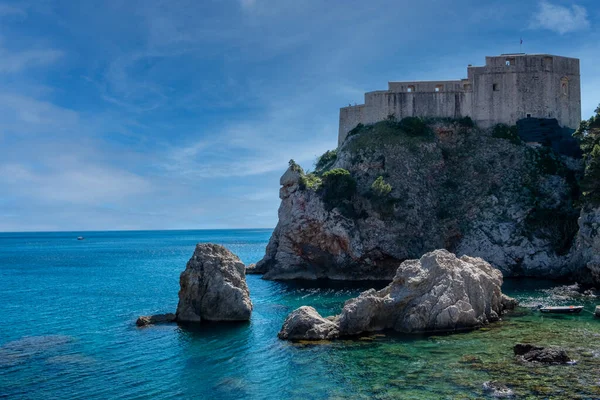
[513,343,572,364]
[338,250,510,334]
[595,306,600,318]
[482,381,514,398]
[176,244,252,322]
[136,313,176,327]
[278,306,339,340]
[278,250,516,339]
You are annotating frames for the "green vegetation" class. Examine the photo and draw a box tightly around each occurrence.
[288,159,304,174]
[371,176,392,197]
[299,173,322,190]
[492,124,521,144]
[344,118,435,153]
[314,149,337,174]
[574,105,600,205]
[320,168,357,213]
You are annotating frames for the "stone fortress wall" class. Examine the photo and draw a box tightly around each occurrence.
[339,54,581,146]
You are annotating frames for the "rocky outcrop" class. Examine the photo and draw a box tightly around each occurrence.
[513,344,573,364]
[277,306,339,340]
[278,250,516,339]
[176,244,252,322]
[136,313,176,327]
[573,207,600,284]
[257,120,582,281]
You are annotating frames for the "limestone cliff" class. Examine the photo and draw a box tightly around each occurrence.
[256,119,583,280]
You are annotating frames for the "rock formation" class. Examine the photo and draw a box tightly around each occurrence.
[278,306,339,340]
[278,250,516,339]
[257,120,583,281]
[513,344,573,364]
[136,313,176,327]
[176,243,252,322]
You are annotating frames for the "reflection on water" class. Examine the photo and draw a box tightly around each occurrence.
[1,230,600,399]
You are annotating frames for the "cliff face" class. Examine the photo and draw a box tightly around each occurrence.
[257,120,583,280]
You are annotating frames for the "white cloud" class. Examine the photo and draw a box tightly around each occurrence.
[0,3,25,17]
[0,162,151,205]
[531,1,590,34]
[0,48,63,73]
[239,0,256,8]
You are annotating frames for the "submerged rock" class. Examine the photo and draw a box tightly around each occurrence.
[136,313,176,327]
[482,381,514,398]
[279,250,516,340]
[176,243,252,322]
[514,343,572,364]
[278,306,339,340]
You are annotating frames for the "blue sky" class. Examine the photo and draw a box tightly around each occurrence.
[0,0,598,231]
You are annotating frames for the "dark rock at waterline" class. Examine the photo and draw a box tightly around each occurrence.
[176,243,252,322]
[514,343,572,364]
[595,306,600,318]
[245,263,266,275]
[136,313,176,327]
[482,381,514,398]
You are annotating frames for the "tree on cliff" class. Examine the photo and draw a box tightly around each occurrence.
[575,104,600,205]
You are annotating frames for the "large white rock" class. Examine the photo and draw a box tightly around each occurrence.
[338,250,510,334]
[176,244,252,322]
[279,250,516,339]
[278,306,339,340]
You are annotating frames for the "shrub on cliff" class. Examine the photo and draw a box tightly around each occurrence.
[315,149,337,174]
[371,176,392,197]
[288,159,304,174]
[398,117,429,137]
[492,124,520,144]
[575,105,600,205]
[320,168,356,211]
[299,173,322,190]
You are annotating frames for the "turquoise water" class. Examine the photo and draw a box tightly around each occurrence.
[1,230,600,399]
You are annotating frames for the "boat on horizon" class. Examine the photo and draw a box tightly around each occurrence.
[539,305,584,314]
[77,236,85,241]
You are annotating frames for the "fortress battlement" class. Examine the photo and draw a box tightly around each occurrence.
[339,54,581,145]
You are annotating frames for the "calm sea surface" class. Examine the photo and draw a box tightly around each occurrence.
[1,230,600,399]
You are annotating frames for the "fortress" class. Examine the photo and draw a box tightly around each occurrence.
[338,54,581,145]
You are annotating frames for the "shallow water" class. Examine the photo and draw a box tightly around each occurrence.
[1,230,599,399]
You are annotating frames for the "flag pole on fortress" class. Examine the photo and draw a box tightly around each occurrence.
[520,38,523,53]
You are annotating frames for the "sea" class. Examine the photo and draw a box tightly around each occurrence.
[1,229,600,399]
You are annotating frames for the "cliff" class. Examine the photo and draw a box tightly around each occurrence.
[255,118,585,280]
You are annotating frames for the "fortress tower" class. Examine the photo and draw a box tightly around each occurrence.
[339,54,581,145]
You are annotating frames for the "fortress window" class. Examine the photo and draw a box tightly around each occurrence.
[561,77,569,95]
[493,83,499,91]
[407,85,415,92]
[543,56,553,71]
[435,84,443,92]
[505,57,515,66]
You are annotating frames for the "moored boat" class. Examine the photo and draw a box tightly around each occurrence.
[539,306,584,314]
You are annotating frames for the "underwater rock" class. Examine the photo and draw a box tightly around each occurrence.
[176,243,252,322]
[279,250,515,340]
[278,306,339,340]
[595,306,600,318]
[136,313,176,327]
[482,381,514,398]
[514,343,572,364]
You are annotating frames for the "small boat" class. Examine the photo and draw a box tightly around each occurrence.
[539,305,584,314]
[77,236,85,241]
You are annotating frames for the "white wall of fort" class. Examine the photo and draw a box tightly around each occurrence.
[338,54,581,146]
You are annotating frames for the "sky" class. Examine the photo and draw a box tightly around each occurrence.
[0,0,599,232]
